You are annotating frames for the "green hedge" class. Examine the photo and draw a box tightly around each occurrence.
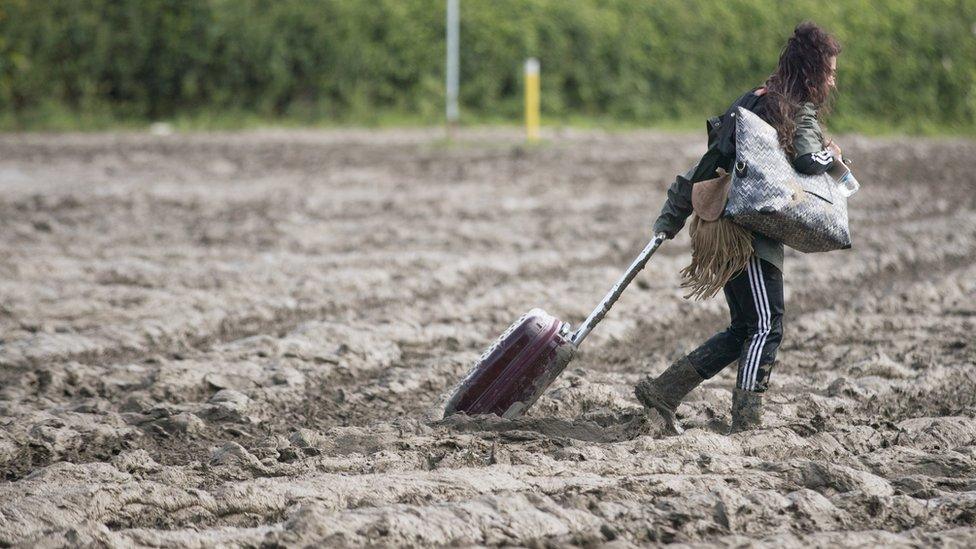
[1,0,974,132]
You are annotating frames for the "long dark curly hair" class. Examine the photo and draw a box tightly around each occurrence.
[764,22,841,156]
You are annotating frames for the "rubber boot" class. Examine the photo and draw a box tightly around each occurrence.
[634,357,705,435]
[729,387,763,433]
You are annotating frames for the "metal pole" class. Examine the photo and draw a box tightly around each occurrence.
[446,0,459,133]
[524,58,540,142]
[571,233,667,347]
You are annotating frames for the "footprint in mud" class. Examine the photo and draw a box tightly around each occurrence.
[436,408,668,443]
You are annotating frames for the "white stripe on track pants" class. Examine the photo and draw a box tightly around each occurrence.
[686,256,784,392]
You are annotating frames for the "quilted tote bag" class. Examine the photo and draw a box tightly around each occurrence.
[725,107,852,252]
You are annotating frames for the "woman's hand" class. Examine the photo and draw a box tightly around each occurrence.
[825,139,851,178]
[826,139,843,162]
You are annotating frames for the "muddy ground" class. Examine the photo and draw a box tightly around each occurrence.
[0,127,974,547]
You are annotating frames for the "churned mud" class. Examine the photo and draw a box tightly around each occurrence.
[1,127,975,547]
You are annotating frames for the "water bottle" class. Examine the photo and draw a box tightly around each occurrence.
[834,159,859,198]
[837,169,860,198]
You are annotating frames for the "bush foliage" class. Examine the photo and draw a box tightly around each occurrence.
[1,0,974,131]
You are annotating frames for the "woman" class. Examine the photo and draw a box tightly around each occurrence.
[635,22,843,434]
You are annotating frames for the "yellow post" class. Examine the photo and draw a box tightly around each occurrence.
[524,58,540,142]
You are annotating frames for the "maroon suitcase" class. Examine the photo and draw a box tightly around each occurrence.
[443,234,666,418]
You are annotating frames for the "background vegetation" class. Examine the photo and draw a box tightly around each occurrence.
[1,0,974,132]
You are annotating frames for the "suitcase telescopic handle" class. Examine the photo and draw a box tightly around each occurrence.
[570,232,667,347]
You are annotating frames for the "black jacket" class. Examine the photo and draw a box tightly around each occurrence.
[652,89,836,271]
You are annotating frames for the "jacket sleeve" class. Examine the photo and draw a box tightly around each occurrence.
[791,104,836,175]
[652,118,727,238]
[652,167,695,238]
[652,150,723,238]
[793,149,835,175]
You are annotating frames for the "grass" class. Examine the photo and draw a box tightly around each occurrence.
[1,103,973,138]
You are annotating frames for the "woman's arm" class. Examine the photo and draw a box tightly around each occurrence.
[653,139,725,238]
[792,103,836,175]
[652,168,695,239]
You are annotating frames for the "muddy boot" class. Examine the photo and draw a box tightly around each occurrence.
[634,357,705,435]
[729,388,763,433]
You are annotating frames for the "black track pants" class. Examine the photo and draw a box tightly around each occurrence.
[686,256,784,392]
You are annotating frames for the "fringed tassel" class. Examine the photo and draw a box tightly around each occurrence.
[679,215,754,300]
